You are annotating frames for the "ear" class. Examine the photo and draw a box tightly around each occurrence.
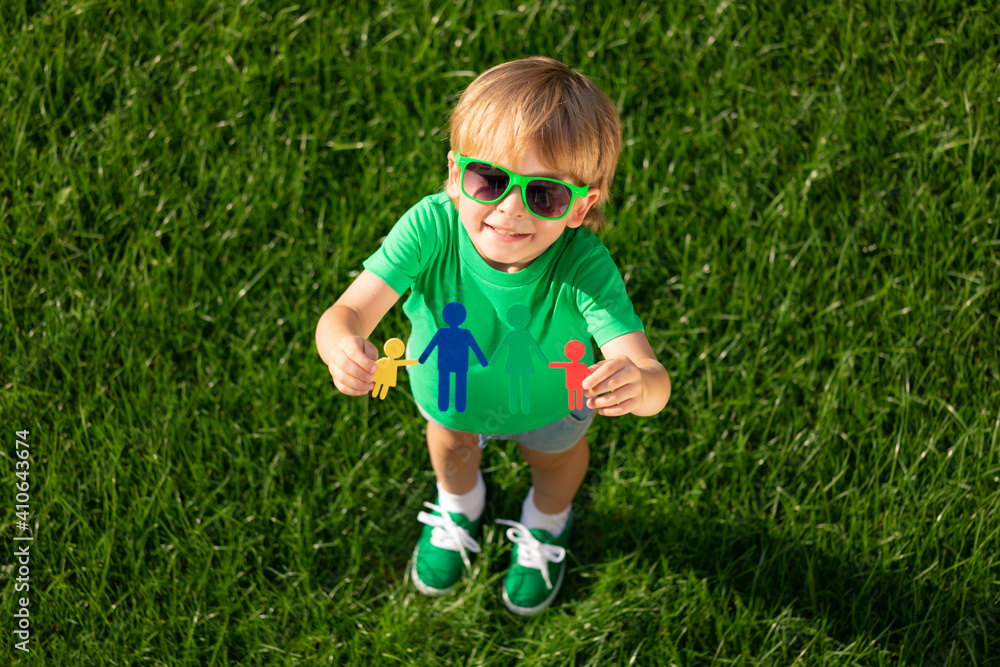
[565,187,601,229]
[446,150,461,199]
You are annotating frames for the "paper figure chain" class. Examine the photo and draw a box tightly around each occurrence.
[370,301,592,414]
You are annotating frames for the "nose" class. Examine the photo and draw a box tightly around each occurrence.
[495,186,527,218]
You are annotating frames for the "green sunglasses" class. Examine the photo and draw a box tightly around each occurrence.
[455,152,589,221]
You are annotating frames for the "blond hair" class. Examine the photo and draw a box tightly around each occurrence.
[448,57,622,230]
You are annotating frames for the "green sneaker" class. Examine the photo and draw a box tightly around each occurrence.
[410,501,482,596]
[496,514,571,616]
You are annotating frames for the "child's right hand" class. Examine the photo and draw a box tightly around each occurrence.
[315,270,403,395]
[328,335,380,396]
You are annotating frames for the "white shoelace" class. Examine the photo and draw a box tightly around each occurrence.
[416,502,481,572]
[495,519,566,591]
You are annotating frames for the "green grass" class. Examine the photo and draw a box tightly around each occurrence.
[1,0,998,664]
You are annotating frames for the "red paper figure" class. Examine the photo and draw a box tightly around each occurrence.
[548,340,592,410]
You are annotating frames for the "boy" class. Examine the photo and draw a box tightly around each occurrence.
[315,56,671,616]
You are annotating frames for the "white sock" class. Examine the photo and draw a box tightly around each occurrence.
[436,470,485,522]
[519,487,570,537]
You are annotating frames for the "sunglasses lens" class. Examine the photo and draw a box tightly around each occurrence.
[463,161,510,202]
[525,181,573,219]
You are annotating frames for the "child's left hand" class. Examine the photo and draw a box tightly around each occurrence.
[587,331,672,417]
[582,357,646,416]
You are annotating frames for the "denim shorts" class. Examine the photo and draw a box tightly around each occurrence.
[416,403,595,455]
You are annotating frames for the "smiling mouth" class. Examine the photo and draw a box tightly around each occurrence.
[485,223,529,238]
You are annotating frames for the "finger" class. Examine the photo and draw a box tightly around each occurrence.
[362,339,379,364]
[586,367,637,398]
[331,365,374,395]
[334,356,375,389]
[335,381,371,397]
[330,360,373,388]
[336,347,377,383]
[596,397,640,417]
[581,360,617,392]
[585,375,616,397]
[587,382,640,409]
[343,340,379,375]
[330,351,375,386]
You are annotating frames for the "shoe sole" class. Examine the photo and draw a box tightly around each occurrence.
[501,560,566,616]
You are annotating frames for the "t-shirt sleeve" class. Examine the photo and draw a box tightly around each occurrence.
[573,243,645,347]
[362,196,443,296]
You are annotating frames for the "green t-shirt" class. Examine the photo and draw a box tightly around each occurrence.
[363,191,644,434]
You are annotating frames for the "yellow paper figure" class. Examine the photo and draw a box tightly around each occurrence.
[373,338,418,400]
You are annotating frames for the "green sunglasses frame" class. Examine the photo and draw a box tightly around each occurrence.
[455,152,589,221]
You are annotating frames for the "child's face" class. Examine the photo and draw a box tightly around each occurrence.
[446,147,601,273]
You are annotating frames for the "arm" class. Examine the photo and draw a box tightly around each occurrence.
[489,336,509,367]
[316,269,402,396]
[418,332,439,364]
[529,340,548,365]
[584,331,671,417]
[468,334,489,367]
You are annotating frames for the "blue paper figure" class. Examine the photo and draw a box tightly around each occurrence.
[491,304,547,414]
[418,301,488,412]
